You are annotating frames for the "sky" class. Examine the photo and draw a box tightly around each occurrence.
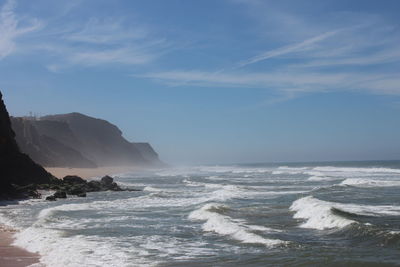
[0,0,400,164]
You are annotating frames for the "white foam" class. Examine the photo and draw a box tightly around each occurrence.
[303,171,324,176]
[278,166,309,170]
[290,196,356,230]
[206,184,307,201]
[13,227,154,267]
[143,186,163,192]
[312,166,400,174]
[182,179,206,187]
[290,196,400,230]
[340,178,400,187]
[307,176,339,181]
[207,185,246,201]
[272,170,303,175]
[272,166,310,175]
[189,203,286,247]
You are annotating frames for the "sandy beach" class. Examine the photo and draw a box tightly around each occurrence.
[0,225,40,267]
[45,166,141,179]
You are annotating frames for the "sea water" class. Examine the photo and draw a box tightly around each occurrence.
[1,161,400,266]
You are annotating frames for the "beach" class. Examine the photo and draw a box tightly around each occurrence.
[0,166,140,267]
[0,225,40,267]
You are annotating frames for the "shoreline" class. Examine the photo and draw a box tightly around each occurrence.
[0,225,40,267]
[0,166,143,267]
[45,166,141,179]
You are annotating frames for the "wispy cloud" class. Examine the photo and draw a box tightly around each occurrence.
[69,47,156,66]
[0,2,168,71]
[237,29,341,67]
[41,17,168,71]
[142,70,400,95]
[141,4,400,97]
[0,0,41,59]
[64,18,147,44]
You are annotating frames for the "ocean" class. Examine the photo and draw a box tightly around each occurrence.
[1,161,400,266]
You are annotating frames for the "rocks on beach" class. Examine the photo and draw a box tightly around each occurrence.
[39,175,140,201]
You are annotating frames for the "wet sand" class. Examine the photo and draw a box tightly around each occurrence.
[0,226,40,267]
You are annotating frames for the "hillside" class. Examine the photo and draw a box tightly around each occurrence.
[11,113,163,168]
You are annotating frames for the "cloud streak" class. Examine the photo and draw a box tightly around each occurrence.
[141,6,400,98]
[0,0,41,60]
[237,29,341,67]
[41,17,168,70]
[0,3,168,70]
[142,70,400,95]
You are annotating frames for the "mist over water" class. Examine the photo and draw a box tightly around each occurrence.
[2,161,400,266]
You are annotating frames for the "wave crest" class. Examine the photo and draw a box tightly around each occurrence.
[189,203,287,247]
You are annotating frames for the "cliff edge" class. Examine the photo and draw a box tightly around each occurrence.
[11,112,164,168]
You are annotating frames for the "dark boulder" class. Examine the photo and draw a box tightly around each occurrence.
[53,191,67,198]
[87,180,102,192]
[100,175,113,186]
[109,182,123,191]
[45,195,56,201]
[63,175,86,184]
[66,186,85,196]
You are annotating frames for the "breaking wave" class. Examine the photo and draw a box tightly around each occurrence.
[340,178,400,187]
[188,203,287,247]
[290,196,400,230]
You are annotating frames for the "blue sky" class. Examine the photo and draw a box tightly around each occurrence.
[1,0,400,164]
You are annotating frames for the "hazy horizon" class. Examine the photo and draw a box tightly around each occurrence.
[1,0,400,164]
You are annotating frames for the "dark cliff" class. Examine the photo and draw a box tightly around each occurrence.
[0,92,54,197]
[11,112,163,168]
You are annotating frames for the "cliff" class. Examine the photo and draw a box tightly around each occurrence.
[132,142,160,162]
[11,118,97,168]
[0,92,54,197]
[11,113,163,168]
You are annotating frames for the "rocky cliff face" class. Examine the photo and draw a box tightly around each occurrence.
[0,92,54,197]
[11,117,97,168]
[11,112,163,168]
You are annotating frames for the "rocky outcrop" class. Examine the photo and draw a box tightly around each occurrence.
[11,112,164,168]
[43,175,140,201]
[0,91,54,199]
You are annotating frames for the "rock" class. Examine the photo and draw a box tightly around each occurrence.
[46,195,56,201]
[50,184,61,190]
[100,175,113,186]
[53,191,67,198]
[37,184,49,190]
[126,188,142,192]
[27,190,41,198]
[63,175,86,184]
[87,180,102,191]
[109,182,123,191]
[77,192,86,197]
[66,186,85,196]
